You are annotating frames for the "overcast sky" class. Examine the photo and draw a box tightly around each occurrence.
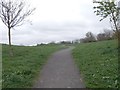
[0,0,112,45]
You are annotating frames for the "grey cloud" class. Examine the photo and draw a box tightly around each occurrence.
[1,20,109,45]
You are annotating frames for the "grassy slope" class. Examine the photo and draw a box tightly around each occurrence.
[2,44,64,88]
[72,40,118,88]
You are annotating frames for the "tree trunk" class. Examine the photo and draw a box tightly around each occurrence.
[112,15,120,49]
[118,31,120,48]
[8,27,13,56]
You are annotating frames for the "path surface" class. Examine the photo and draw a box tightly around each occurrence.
[33,47,85,88]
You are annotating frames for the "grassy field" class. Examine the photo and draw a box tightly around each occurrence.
[0,44,2,89]
[2,44,64,88]
[72,40,118,88]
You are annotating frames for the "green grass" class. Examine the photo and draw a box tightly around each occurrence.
[0,44,2,89]
[72,40,118,88]
[2,44,64,88]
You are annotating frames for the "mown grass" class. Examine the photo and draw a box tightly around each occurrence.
[72,40,118,88]
[2,44,64,88]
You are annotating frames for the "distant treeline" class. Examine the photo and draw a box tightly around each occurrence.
[37,29,117,46]
[79,29,116,43]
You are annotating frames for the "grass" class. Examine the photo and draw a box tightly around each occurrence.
[2,44,64,88]
[72,40,118,88]
[0,44,2,89]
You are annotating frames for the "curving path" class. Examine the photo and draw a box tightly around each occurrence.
[33,47,85,88]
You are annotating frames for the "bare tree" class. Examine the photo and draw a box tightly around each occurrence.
[0,0,35,56]
[86,32,96,42]
[103,29,114,39]
[97,33,106,41]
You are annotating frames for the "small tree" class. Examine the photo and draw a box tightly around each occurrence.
[0,0,35,56]
[93,0,120,47]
